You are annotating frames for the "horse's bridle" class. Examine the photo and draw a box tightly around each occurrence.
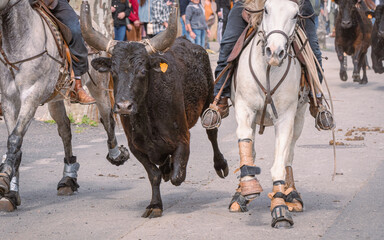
[0,0,23,14]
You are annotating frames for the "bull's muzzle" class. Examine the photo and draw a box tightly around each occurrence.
[114,100,136,115]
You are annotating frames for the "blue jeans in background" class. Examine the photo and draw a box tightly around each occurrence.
[114,25,127,41]
[190,29,205,48]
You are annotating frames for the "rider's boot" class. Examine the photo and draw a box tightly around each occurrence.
[217,97,230,119]
[71,77,96,105]
[309,94,335,131]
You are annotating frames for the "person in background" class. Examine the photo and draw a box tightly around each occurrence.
[151,0,170,35]
[204,0,215,52]
[186,0,211,47]
[138,0,152,39]
[180,0,191,40]
[126,0,141,41]
[215,0,231,38]
[111,0,131,41]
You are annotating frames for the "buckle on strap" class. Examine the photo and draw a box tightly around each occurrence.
[240,165,261,178]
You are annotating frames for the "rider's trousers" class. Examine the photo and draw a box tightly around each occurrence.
[51,0,89,76]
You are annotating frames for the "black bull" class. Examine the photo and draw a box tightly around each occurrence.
[371,4,384,74]
[91,39,229,218]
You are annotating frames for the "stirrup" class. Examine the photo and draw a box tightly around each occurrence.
[315,106,335,131]
[201,104,222,129]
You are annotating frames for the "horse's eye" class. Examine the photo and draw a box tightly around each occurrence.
[293,13,298,19]
[264,8,268,14]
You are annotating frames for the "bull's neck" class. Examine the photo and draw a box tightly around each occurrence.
[1,0,41,54]
[129,102,153,139]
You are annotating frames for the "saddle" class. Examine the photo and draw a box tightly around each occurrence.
[31,0,78,102]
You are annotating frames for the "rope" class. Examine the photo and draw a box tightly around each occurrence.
[295,27,337,181]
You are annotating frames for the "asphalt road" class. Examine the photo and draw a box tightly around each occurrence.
[0,40,383,240]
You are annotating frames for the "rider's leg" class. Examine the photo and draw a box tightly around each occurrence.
[302,0,335,130]
[213,1,247,118]
[51,0,96,104]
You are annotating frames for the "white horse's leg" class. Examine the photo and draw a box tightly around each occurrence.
[0,88,42,210]
[85,71,129,166]
[269,105,297,228]
[48,101,80,196]
[284,103,306,212]
[0,95,21,212]
[229,99,263,212]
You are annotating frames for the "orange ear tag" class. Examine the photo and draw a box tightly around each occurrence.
[160,63,168,73]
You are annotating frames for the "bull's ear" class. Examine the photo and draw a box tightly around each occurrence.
[150,56,169,73]
[91,57,112,72]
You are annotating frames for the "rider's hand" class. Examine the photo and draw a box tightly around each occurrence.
[111,6,116,12]
[164,22,168,28]
[207,29,211,37]
[117,12,126,19]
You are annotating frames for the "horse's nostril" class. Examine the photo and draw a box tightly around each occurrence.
[266,47,272,57]
[127,104,133,111]
[278,50,285,59]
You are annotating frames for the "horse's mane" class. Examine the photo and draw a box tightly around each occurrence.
[244,0,265,27]
[244,0,303,28]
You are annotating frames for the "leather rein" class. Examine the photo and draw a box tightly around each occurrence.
[0,1,63,79]
[249,26,296,135]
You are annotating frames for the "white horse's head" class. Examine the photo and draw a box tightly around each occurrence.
[261,0,301,66]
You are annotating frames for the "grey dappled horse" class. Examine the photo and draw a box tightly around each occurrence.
[0,0,129,211]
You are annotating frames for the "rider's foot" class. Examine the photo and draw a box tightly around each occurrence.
[217,97,230,119]
[309,96,335,130]
[71,78,96,105]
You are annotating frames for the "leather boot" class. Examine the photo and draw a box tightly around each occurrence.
[309,96,335,130]
[217,97,230,119]
[71,79,96,105]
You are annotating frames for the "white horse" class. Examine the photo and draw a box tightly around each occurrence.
[230,0,307,228]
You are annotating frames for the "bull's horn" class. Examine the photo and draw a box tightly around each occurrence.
[146,3,179,54]
[80,1,117,54]
[0,0,9,10]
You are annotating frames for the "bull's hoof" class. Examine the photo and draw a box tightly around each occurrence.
[106,145,130,166]
[57,187,74,196]
[0,173,11,195]
[142,205,163,218]
[352,73,361,82]
[214,156,229,179]
[373,66,384,74]
[340,71,348,81]
[0,198,15,212]
[271,205,294,229]
[170,166,186,186]
[359,77,368,85]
